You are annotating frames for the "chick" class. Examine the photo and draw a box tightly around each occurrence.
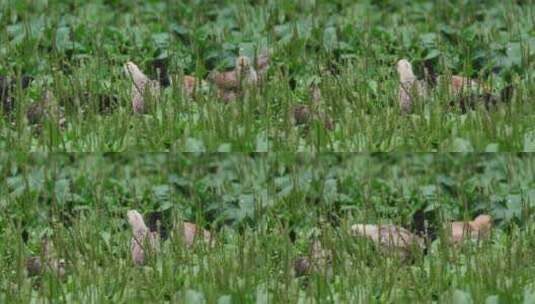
[446,81,513,113]
[440,75,481,96]
[208,56,258,102]
[292,84,334,130]
[181,75,207,99]
[150,57,207,99]
[396,59,428,114]
[294,239,332,277]
[25,237,66,279]
[124,61,161,114]
[292,105,312,126]
[181,222,213,247]
[255,50,271,82]
[293,256,312,277]
[25,256,43,277]
[26,90,65,127]
[421,60,512,112]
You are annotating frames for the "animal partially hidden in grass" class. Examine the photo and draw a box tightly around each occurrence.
[127,210,160,265]
[294,239,332,278]
[124,61,161,114]
[255,49,271,82]
[292,84,334,130]
[434,74,499,112]
[181,75,207,99]
[448,214,492,243]
[397,59,428,114]
[350,224,425,261]
[127,209,212,265]
[26,90,66,128]
[413,208,493,244]
[150,58,207,99]
[25,237,66,279]
[411,59,515,113]
[448,82,515,113]
[208,56,259,102]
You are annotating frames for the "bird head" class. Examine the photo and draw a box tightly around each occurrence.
[397,59,416,82]
[127,209,148,235]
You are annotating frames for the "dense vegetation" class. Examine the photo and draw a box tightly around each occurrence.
[2,0,535,302]
[1,0,535,151]
[1,154,535,302]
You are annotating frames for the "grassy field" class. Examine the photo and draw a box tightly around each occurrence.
[2,0,535,302]
[1,154,535,302]
[1,0,535,151]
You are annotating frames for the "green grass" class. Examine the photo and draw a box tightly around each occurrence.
[1,0,535,151]
[2,154,535,302]
[2,0,535,302]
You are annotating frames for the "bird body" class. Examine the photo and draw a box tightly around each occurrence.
[127,210,159,265]
[351,223,424,260]
[397,59,427,113]
[255,50,271,81]
[351,224,424,250]
[397,59,508,113]
[124,61,161,114]
[181,75,206,99]
[208,57,258,89]
[450,75,480,94]
[182,222,212,246]
[436,75,483,97]
[293,105,312,125]
[26,90,65,127]
[208,56,258,102]
[448,214,492,243]
[292,85,334,130]
[294,239,332,277]
[25,238,66,278]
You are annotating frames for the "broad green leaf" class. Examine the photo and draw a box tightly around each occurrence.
[55,26,71,51]
[449,138,474,152]
[185,289,205,304]
[185,138,206,152]
[452,289,473,304]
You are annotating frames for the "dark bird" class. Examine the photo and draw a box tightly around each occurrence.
[25,237,66,278]
[292,84,334,130]
[26,90,65,127]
